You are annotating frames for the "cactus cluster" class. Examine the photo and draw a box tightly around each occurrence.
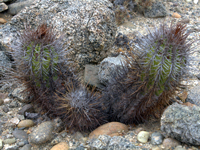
[1,21,197,131]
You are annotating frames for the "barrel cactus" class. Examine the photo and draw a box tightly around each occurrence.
[7,23,77,112]
[103,22,195,124]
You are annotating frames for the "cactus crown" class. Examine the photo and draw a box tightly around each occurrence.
[136,23,191,96]
[11,23,72,91]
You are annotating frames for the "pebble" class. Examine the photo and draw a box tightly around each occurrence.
[175,145,187,150]
[180,18,190,23]
[20,144,32,150]
[17,119,34,128]
[4,98,12,104]
[18,104,34,115]
[0,98,3,105]
[4,145,18,150]
[0,18,6,24]
[172,12,181,18]
[2,106,9,113]
[13,129,28,141]
[50,142,69,150]
[151,132,163,145]
[185,0,192,2]
[3,138,16,144]
[18,141,27,147]
[152,146,161,150]
[162,138,181,149]
[0,93,7,105]
[0,3,8,12]
[194,0,198,4]
[90,135,111,149]
[29,121,54,145]
[0,139,3,149]
[9,117,20,125]
[137,131,150,144]
[89,122,128,139]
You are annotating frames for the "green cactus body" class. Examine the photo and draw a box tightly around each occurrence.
[25,43,59,88]
[140,31,187,97]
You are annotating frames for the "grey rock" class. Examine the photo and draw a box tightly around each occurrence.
[0,2,8,12]
[0,51,12,76]
[24,112,40,120]
[18,104,34,115]
[8,0,34,15]
[13,129,28,140]
[186,85,200,106]
[17,141,27,147]
[161,103,200,145]
[0,42,7,51]
[29,121,54,145]
[2,0,117,70]
[108,136,137,150]
[20,144,31,150]
[53,118,64,133]
[84,64,104,88]
[90,135,111,149]
[144,2,167,18]
[9,101,19,108]
[151,131,163,145]
[2,106,9,113]
[10,86,31,103]
[98,54,126,85]
[0,93,7,106]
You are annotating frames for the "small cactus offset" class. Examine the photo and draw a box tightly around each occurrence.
[103,22,196,124]
[55,83,108,131]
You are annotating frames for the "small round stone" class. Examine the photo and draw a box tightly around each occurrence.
[172,12,181,18]
[50,142,69,150]
[29,121,54,145]
[175,145,186,150]
[137,131,150,144]
[18,120,35,128]
[0,18,7,24]
[162,138,180,149]
[151,132,163,145]
[3,138,16,144]
[89,122,128,139]
[9,117,20,125]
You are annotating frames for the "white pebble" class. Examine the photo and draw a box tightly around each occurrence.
[9,117,20,125]
[194,0,198,4]
[185,0,192,2]
[137,131,150,143]
[4,98,11,104]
